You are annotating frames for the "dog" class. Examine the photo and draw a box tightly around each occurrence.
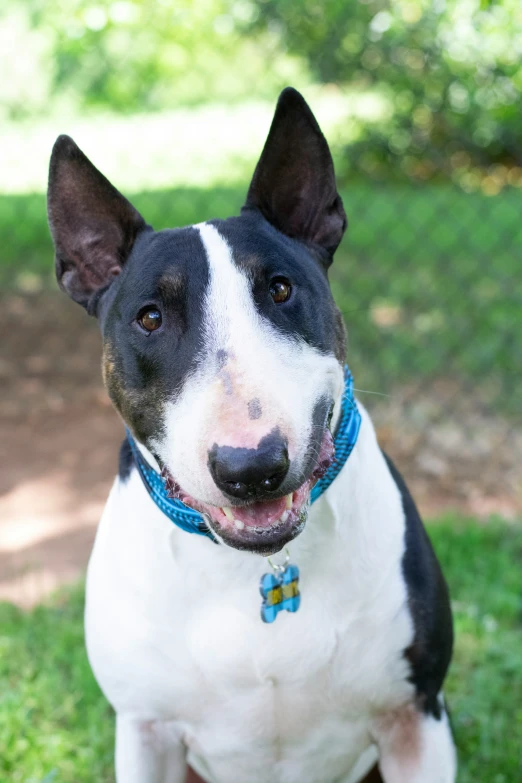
[47,88,456,783]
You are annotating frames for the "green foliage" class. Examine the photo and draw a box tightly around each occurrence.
[3,0,522,178]
[1,519,521,780]
[0,0,306,118]
[249,0,522,178]
[0,7,54,121]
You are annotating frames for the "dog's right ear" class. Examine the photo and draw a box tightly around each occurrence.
[47,135,147,310]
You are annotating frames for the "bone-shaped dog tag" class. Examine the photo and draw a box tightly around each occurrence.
[260,563,300,623]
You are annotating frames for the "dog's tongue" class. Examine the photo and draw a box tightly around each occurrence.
[232,496,289,528]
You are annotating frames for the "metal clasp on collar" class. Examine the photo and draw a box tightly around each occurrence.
[266,548,291,575]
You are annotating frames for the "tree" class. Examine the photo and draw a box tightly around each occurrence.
[249,0,522,180]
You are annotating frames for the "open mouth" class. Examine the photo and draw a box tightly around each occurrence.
[161,428,335,554]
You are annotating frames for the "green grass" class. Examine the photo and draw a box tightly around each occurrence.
[0,584,113,783]
[1,518,521,782]
[2,182,520,411]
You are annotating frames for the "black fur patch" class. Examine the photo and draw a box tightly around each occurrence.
[118,438,135,483]
[248,398,262,420]
[209,212,346,363]
[383,452,453,719]
[101,227,209,446]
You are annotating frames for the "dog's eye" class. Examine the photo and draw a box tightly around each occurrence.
[138,307,162,333]
[269,278,292,304]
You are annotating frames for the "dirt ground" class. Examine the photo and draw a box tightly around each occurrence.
[1,293,520,607]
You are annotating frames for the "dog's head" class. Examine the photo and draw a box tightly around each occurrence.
[47,88,348,554]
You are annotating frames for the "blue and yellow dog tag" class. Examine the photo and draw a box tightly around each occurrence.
[260,562,301,623]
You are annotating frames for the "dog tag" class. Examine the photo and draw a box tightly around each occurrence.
[260,558,300,623]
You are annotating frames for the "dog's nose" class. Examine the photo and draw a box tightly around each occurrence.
[208,435,289,500]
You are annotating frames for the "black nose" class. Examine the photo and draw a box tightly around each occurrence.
[208,432,289,500]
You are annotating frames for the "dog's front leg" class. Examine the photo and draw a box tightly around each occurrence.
[372,703,456,783]
[115,716,187,783]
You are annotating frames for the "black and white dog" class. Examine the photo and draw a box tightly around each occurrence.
[47,88,455,783]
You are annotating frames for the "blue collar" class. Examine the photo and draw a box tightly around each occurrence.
[126,366,361,543]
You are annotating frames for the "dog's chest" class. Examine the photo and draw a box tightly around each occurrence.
[86,465,415,783]
[89,535,412,782]
[154,553,411,783]
[181,610,363,780]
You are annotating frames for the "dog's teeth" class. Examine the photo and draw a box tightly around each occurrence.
[234,519,245,530]
[222,507,234,521]
[285,494,293,510]
[281,510,290,523]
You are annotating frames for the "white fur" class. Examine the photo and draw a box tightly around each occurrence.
[377,710,457,783]
[85,405,456,783]
[151,223,343,507]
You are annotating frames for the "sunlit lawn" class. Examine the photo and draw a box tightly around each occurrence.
[1,518,521,782]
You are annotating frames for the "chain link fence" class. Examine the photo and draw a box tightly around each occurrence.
[335,163,521,515]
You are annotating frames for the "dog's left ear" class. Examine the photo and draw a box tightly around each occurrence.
[243,87,347,260]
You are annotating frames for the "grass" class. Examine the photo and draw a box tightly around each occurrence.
[0,583,113,783]
[2,182,520,411]
[1,518,521,782]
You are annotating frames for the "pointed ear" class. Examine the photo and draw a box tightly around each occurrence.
[47,135,147,310]
[243,88,347,259]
